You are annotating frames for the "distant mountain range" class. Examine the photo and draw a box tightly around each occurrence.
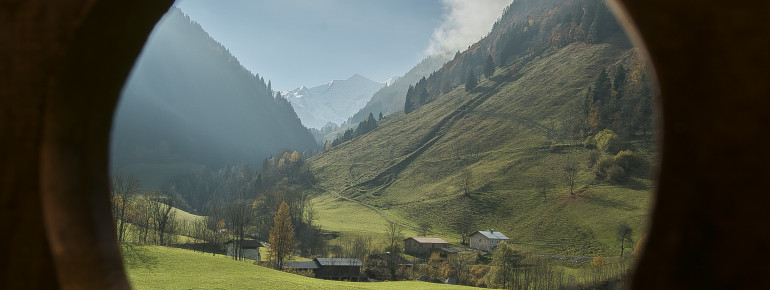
[112,7,316,175]
[281,74,388,129]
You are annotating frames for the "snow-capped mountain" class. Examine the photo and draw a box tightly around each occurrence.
[281,74,388,129]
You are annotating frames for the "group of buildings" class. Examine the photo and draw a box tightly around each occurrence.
[222,229,510,281]
[403,229,510,258]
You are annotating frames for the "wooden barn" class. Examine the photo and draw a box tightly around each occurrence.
[403,237,449,256]
[284,258,363,281]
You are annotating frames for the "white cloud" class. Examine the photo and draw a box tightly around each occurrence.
[426,0,513,56]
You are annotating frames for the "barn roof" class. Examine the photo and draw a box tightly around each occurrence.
[404,237,449,244]
[314,258,363,267]
[473,230,509,240]
[283,261,319,270]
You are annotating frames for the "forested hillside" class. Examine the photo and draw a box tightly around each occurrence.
[309,0,655,256]
[112,8,316,176]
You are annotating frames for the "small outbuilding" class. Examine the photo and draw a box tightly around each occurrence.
[430,247,461,261]
[403,237,449,256]
[314,258,363,281]
[224,239,263,260]
[469,229,509,252]
[283,258,363,281]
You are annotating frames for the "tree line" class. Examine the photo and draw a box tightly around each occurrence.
[405,0,625,114]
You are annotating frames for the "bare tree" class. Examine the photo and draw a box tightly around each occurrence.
[450,208,476,245]
[111,173,141,242]
[461,168,474,196]
[149,190,175,246]
[563,160,579,196]
[228,199,253,260]
[134,194,153,244]
[384,221,403,280]
[616,223,633,256]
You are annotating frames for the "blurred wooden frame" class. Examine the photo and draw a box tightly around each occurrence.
[2,0,769,289]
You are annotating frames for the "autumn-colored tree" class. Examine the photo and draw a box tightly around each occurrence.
[590,255,605,284]
[289,151,300,163]
[267,201,294,269]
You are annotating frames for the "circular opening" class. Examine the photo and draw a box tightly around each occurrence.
[110,1,659,288]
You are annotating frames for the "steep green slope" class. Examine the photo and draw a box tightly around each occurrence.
[309,38,653,255]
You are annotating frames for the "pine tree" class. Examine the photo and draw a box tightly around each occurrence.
[267,201,294,269]
[484,55,495,78]
[465,72,477,92]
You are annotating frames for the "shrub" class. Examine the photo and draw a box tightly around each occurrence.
[606,165,626,183]
[586,150,601,168]
[613,150,643,174]
[594,129,621,153]
[595,156,614,179]
[583,135,597,149]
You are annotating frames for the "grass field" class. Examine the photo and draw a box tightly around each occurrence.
[123,245,472,289]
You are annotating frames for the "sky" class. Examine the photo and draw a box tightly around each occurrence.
[174,0,512,91]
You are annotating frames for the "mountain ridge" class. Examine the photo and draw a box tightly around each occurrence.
[112,7,316,185]
[281,74,387,129]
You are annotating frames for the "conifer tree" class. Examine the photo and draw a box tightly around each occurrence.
[268,201,294,269]
[484,55,495,78]
[465,72,478,92]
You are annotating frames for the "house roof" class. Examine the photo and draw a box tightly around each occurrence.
[404,237,449,244]
[314,258,363,267]
[283,261,319,270]
[223,239,263,249]
[473,230,509,240]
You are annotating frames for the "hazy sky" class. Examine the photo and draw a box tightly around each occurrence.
[174,0,512,91]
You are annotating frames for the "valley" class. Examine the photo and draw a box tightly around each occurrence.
[109,0,655,288]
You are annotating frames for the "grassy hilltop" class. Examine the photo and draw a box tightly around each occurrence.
[308,38,654,256]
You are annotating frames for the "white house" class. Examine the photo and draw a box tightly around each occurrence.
[469,230,509,252]
[224,239,263,260]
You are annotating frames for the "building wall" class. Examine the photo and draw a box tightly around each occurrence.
[469,234,491,252]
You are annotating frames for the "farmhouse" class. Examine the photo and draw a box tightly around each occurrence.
[403,237,449,256]
[284,258,363,281]
[224,239,263,260]
[469,230,509,252]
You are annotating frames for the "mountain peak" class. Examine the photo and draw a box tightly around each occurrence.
[281,75,387,129]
